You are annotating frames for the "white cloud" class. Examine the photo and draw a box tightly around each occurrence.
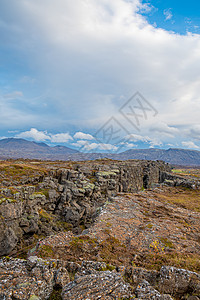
[125,134,148,143]
[71,140,89,147]
[150,122,179,138]
[182,141,199,149]
[16,128,73,143]
[84,142,118,152]
[72,139,118,152]
[16,128,50,142]
[120,142,137,148]
[125,133,162,148]
[74,132,94,140]
[163,8,173,21]
[50,133,73,143]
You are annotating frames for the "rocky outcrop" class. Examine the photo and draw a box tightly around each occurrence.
[135,280,173,299]
[0,256,70,299]
[161,171,200,189]
[62,271,133,299]
[1,257,199,299]
[158,266,200,298]
[0,159,170,256]
[130,266,200,299]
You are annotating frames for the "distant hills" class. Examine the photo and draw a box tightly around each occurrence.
[117,148,200,166]
[0,138,79,160]
[0,138,200,166]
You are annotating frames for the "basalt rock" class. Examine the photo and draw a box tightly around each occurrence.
[62,271,134,299]
[0,256,70,300]
[0,159,170,256]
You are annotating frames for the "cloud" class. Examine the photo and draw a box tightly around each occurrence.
[82,142,118,152]
[72,139,118,152]
[125,133,162,148]
[182,141,199,149]
[0,0,200,149]
[163,8,173,21]
[16,128,50,142]
[50,133,73,143]
[185,125,200,140]
[150,122,179,138]
[74,132,94,140]
[120,142,137,148]
[125,134,148,143]
[16,128,73,143]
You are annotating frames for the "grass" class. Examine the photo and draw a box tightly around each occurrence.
[136,251,200,272]
[154,187,200,212]
[172,168,200,178]
[0,161,47,186]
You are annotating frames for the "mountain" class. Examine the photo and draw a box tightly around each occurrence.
[117,148,200,166]
[0,138,79,160]
[1,138,200,166]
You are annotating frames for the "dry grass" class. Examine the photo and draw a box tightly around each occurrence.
[153,187,200,212]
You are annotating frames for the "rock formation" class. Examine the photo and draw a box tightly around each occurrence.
[0,159,199,299]
[0,159,170,256]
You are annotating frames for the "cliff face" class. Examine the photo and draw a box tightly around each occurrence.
[0,159,170,256]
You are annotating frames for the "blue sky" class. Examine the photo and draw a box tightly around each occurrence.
[141,0,200,34]
[1,0,200,153]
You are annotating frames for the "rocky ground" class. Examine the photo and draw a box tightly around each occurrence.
[0,159,199,299]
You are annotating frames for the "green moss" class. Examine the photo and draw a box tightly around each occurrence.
[38,245,54,258]
[101,263,116,271]
[39,209,53,221]
[96,171,117,177]
[30,192,45,199]
[69,235,98,255]
[0,198,6,205]
[159,237,175,248]
[78,188,85,193]
[69,237,85,251]
[56,221,73,231]
[40,189,49,198]
[29,296,40,300]
[0,197,17,204]
[27,214,35,220]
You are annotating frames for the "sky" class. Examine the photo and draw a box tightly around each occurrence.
[1,0,200,153]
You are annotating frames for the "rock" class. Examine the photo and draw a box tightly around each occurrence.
[0,224,18,256]
[159,266,200,297]
[62,271,134,299]
[135,280,173,299]
[63,207,80,226]
[0,257,70,300]
[131,267,160,288]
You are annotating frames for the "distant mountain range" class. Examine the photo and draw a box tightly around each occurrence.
[0,138,200,166]
[117,148,200,166]
[0,138,79,160]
